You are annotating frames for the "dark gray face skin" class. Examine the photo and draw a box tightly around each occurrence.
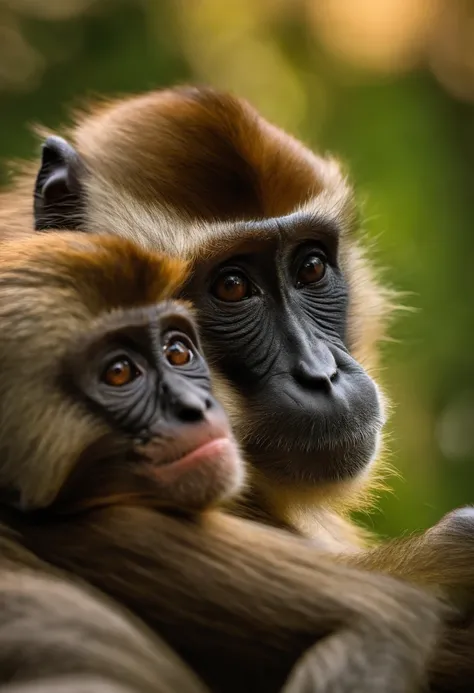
[183,216,383,485]
[34,137,383,487]
[67,306,216,438]
[52,304,237,515]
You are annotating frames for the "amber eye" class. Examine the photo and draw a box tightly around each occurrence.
[211,270,251,302]
[164,337,194,367]
[296,254,326,287]
[102,358,139,387]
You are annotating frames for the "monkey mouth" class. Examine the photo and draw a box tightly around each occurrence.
[155,437,234,472]
[164,437,231,466]
[244,427,381,485]
[134,427,245,511]
[136,423,238,473]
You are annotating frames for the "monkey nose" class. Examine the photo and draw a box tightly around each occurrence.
[291,353,339,392]
[292,360,338,392]
[290,338,338,392]
[163,385,213,424]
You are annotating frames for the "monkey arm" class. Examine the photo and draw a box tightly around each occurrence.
[23,507,442,693]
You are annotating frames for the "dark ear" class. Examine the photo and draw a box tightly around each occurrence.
[34,136,86,231]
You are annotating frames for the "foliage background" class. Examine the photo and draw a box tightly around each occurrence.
[1,0,473,537]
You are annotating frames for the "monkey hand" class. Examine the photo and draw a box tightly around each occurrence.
[351,506,474,604]
[428,506,474,542]
[424,509,474,691]
[423,506,474,609]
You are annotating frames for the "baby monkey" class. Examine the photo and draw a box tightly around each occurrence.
[0,231,441,693]
[0,232,242,516]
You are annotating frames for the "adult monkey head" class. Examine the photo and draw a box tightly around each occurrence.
[32,87,391,539]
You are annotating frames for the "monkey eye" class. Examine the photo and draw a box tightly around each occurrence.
[163,334,194,367]
[296,253,327,288]
[102,357,141,387]
[211,269,252,302]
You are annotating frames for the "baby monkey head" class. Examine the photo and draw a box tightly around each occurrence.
[0,232,243,515]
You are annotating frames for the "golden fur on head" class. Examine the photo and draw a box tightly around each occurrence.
[71,87,340,220]
[0,231,189,510]
[65,87,393,375]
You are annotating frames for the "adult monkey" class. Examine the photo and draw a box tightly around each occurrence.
[3,85,474,687]
[29,87,401,546]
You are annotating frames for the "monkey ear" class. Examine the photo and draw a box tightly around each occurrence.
[34,136,85,231]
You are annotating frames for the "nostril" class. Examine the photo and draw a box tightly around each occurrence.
[163,378,210,424]
[176,403,206,423]
[292,361,337,392]
[171,389,209,424]
[319,375,333,393]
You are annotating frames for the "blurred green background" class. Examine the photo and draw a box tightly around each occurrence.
[0,0,473,537]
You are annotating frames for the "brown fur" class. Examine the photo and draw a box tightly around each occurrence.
[20,508,441,693]
[2,87,474,689]
[71,88,389,378]
[0,548,207,693]
[71,88,337,221]
[0,231,442,693]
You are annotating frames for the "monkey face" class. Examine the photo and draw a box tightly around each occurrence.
[183,214,384,486]
[61,303,243,513]
[0,233,243,514]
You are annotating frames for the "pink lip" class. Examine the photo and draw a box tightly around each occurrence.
[171,437,231,469]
